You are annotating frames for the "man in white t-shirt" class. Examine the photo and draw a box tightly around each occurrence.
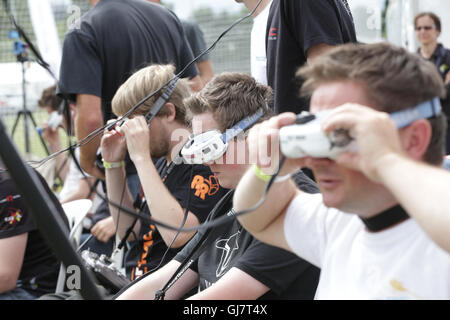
[235,0,272,84]
[233,43,450,300]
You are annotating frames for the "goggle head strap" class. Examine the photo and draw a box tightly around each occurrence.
[390,97,442,129]
[221,108,265,143]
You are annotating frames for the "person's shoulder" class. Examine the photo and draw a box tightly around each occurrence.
[288,192,354,229]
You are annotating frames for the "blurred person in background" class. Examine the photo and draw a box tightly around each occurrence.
[235,0,273,85]
[415,12,450,153]
[266,0,357,115]
[147,0,214,86]
[38,85,95,204]
[38,85,115,256]
[58,0,202,200]
[0,159,69,299]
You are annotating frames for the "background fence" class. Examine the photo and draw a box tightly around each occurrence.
[0,0,252,159]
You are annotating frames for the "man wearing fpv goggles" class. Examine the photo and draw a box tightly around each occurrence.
[116,73,320,300]
[101,64,227,281]
[234,43,450,300]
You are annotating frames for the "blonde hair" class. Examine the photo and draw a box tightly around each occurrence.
[112,64,191,125]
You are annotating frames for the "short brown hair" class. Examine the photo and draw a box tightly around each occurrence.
[38,85,62,111]
[297,42,447,165]
[112,64,191,125]
[184,72,274,132]
[414,12,442,32]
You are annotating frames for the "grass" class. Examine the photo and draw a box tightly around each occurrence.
[1,110,69,160]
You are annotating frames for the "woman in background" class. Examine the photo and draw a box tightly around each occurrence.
[415,12,450,153]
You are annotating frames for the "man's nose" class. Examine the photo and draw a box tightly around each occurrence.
[304,157,333,168]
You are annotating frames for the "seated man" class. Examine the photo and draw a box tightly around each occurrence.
[0,160,69,299]
[115,72,320,300]
[234,43,450,299]
[38,85,115,256]
[102,64,227,280]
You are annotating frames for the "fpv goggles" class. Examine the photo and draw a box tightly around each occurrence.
[280,98,443,160]
[181,108,264,164]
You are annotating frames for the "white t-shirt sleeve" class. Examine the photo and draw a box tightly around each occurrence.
[283,192,345,268]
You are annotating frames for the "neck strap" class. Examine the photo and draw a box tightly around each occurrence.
[360,205,410,232]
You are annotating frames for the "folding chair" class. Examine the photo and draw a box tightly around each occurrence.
[55,199,92,293]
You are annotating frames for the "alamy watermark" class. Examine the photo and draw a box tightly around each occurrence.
[67,5,81,31]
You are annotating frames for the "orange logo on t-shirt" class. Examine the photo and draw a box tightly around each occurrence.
[132,224,155,280]
[191,175,220,200]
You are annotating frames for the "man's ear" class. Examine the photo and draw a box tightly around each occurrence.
[399,119,432,161]
[164,103,177,122]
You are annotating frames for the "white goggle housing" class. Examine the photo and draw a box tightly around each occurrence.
[280,112,353,160]
[280,98,442,160]
[181,108,265,165]
[181,130,228,165]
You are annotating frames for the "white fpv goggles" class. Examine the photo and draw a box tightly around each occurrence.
[280,98,443,160]
[181,108,264,164]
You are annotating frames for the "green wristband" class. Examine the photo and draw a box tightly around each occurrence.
[252,164,272,182]
[102,159,125,169]
[252,164,291,183]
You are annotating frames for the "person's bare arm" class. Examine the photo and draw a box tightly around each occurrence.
[121,117,202,248]
[90,216,116,243]
[76,94,105,180]
[101,122,140,240]
[116,260,199,300]
[189,75,204,92]
[0,233,27,293]
[376,155,450,252]
[187,267,270,300]
[60,177,95,204]
[197,60,214,85]
[41,125,70,181]
[234,114,305,252]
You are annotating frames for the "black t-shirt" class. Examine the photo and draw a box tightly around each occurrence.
[266,0,357,114]
[0,170,69,297]
[182,21,209,62]
[175,199,320,300]
[422,43,450,119]
[58,0,199,123]
[174,171,321,300]
[125,159,228,280]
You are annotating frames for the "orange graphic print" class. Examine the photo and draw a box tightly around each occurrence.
[191,175,220,200]
[132,224,155,280]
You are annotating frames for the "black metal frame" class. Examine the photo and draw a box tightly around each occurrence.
[0,117,104,300]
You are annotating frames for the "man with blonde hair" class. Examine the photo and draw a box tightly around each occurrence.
[102,64,227,280]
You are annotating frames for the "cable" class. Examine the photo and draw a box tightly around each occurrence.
[4,0,271,236]
[146,165,194,275]
[21,0,265,171]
